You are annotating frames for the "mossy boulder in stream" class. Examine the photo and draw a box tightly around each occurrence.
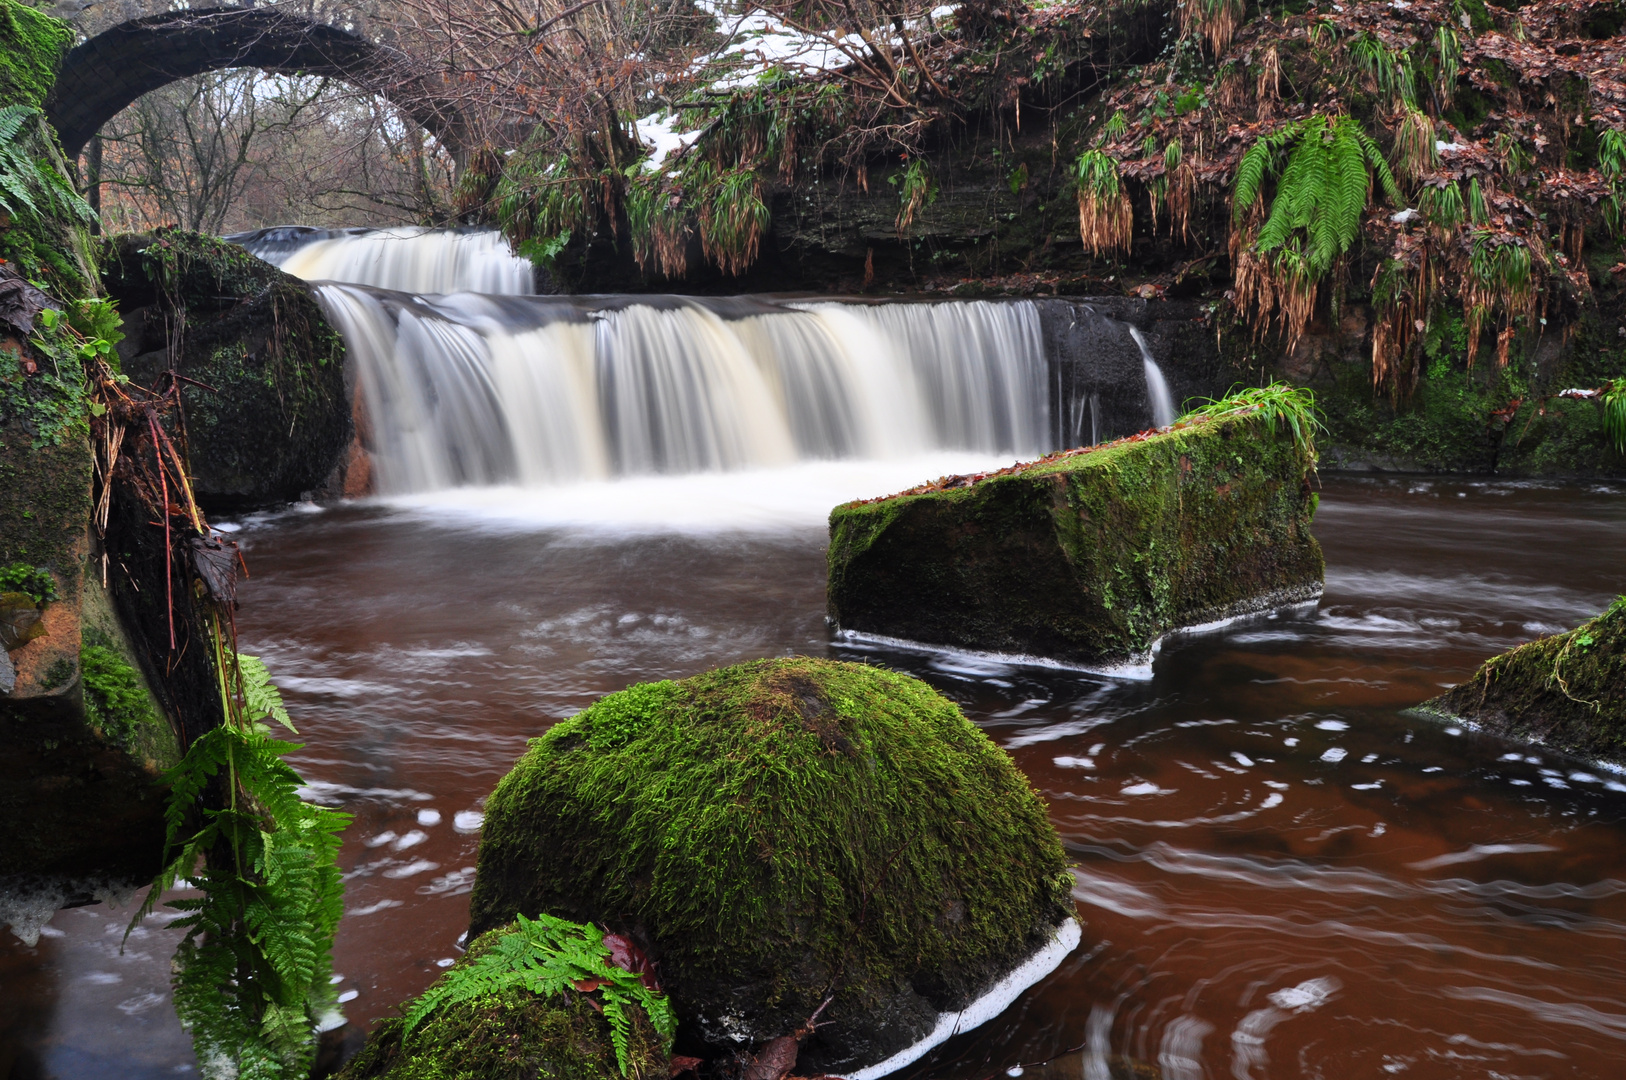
[827,407,1324,668]
[100,229,351,510]
[1423,597,1626,766]
[467,657,1075,1074]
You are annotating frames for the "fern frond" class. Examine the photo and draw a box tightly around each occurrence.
[400,913,675,1076]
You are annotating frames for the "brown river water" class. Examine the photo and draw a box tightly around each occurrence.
[2,474,1624,1078]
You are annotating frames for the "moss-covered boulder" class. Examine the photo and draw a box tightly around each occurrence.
[467,657,1074,1074]
[827,409,1324,668]
[337,922,671,1080]
[1423,597,1626,766]
[100,229,351,510]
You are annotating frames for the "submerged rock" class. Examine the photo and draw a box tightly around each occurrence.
[827,409,1324,668]
[467,657,1075,1075]
[1423,598,1626,766]
[336,922,671,1080]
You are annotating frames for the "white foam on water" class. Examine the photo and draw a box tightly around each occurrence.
[376,453,1018,535]
[834,627,1156,682]
[843,918,1082,1080]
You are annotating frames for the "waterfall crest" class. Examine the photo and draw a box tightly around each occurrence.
[317,288,1050,495]
[237,227,535,295]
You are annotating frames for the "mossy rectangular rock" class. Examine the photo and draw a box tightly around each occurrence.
[1422,598,1626,766]
[827,412,1324,667]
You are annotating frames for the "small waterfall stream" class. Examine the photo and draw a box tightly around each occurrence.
[318,287,1050,494]
[230,228,1184,503]
[1130,326,1177,428]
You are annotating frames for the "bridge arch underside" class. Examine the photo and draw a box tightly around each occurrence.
[46,7,464,161]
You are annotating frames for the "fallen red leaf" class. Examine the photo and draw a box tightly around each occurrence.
[669,1055,703,1078]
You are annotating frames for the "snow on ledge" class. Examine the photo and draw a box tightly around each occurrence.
[843,917,1083,1080]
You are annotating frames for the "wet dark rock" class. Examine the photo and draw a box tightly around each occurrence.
[1423,597,1626,766]
[100,229,352,511]
[827,411,1325,667]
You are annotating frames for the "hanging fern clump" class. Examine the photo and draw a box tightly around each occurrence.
[893,157,936,237]
[624,172,691,279]
[1179,0,1246,56]
[1231,114,1399,349]
[1392,105,1439,186]
[698,165,769,276]
[1368,247,1433,400]
[129,654,349,1079]
[1075,149,1132,256]
[1603,377,1626,456]
[1462,228,1540,369]
[400,913,677,1076]
[1600,128,1626,236]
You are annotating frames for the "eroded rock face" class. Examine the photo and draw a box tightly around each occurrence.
[827,411,1325,667]
[1424,598,1626,766]
[467,657,1074,1074]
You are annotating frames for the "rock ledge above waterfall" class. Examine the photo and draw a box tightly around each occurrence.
[826,410,1325,668]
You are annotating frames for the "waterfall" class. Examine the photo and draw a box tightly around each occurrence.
[234,227,535,295]
[316,288,1050,495]
[1131,327,1177,429]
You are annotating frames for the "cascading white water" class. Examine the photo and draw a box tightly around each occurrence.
[318,287,1050,496]
[1130,326,1177,429]
[246,227,535,295]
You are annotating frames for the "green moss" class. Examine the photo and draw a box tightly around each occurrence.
[0,561,55,603]
[80,627,161,750]
[468,657,1072,1069]
[1425,597,1626,765]
[38,652,74,690]
[0,0,71,110]
[829,412,1324,665]
[340,926,670,1080]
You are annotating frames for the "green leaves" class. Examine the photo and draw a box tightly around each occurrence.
[1240,115,1398,278]
[1179,382,1324,461]
[130,652,349,1080]
[0,105,95,226]
[1603,377,1626,456]
[401,913,677,1076]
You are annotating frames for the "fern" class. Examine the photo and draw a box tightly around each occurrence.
[130,653,349,1080]
[1243,115,1398,277]
[402,913,677,1076]
[0,105,95,225]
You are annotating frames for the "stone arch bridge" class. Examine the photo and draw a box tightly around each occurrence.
[45,6,466,161]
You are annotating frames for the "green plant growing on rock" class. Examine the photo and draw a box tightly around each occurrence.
[1463,228,1539,368]
[892,157,936,235]
[1603,377,1626,455]
[1075,148,1132,255]
[1179,382,1325,461]
[403,913,675,1076]
[0,105,94,227]
[0,562,55,604]
[698,166,769,276]
[1601,128,1626,235]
